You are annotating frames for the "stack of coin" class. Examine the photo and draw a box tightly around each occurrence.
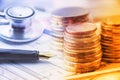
[101,15,120,63]
[50,7,89,54]
[64,23,102,73]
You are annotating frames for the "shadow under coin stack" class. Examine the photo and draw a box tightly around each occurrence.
[101,16,120,63]
[64,23,102,73]
[50,7,89,54]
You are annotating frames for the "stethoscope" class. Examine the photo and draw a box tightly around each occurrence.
[0,6,44,43]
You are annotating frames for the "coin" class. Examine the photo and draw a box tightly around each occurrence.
[64,48,102,58]
[50,7,89,53]
[64,59,101,73]
[103,52,120,59]
[102,15,120,26]
[64,64,100,73]
[64,22,102,73]
[51,7,89,20]
[65,23,97,35]
[101,15,120,63]
[102,58,120,63]
[64,53,102,63]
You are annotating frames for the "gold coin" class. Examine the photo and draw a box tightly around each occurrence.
[102,58,120,63]
[64,48,102,58]
[64,41,100,50]
[51,36,64,42]
[65,58,101,69]
[64,45,101,54]
[64,30,96,38]
[51,31,64,38]
[52,7,89,19]
[64,64,100,73]
[64,53,102,63]
[64,44,101,53]
[65,23,97,35]
[102,15,120,26]
[103,53,120,59]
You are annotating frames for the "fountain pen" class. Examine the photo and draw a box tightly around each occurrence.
[0,48,52,61]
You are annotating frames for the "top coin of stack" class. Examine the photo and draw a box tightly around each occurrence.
[50,7,89,53]
[64,22,102,73]
[101,15,120,63]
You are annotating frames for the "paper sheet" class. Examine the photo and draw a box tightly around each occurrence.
[0,33,67,80]
[0,12,67,80]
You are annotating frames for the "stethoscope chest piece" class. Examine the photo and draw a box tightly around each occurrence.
[0,6,44,42]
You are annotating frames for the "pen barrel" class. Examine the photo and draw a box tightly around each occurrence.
[0,49,39,61]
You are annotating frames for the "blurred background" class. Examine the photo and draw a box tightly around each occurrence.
[0,0,120,20]
[0,0,119,11]
[0,0,53,12]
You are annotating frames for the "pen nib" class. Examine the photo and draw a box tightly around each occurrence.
[39,52,55,58]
